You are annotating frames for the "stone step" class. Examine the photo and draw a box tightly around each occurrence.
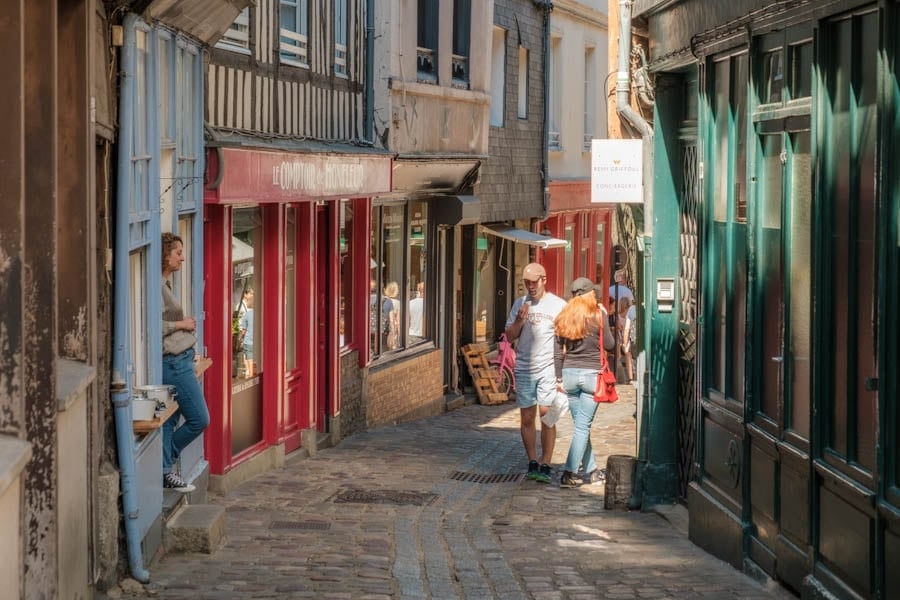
[164,504,226,554]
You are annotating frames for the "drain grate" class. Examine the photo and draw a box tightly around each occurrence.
[332,489,437,506]
[449,471,524,484]
[270,520,331,531]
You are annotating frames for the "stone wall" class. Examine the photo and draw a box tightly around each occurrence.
[339,350,365,438]
[365,350,444,429]
[477,0,546,223]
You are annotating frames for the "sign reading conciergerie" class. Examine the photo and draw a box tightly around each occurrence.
[590,139,643,204]
[211,147,392,203]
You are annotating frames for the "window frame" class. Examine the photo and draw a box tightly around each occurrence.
[702,50,750,411]
[216,7,251,55]
[368,199,435,362]
[490,26,506,127]
[334,0,348,77]
[451,0,471,88]
[280,0,310,68]
[417,0,439,82]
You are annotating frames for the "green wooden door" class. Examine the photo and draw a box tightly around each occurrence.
[748,124,813,591]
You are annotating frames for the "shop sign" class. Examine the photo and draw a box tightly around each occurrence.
[215,148,392,203]
[591,139,643,204]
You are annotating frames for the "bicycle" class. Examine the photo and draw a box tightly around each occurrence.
[489,333,516,394]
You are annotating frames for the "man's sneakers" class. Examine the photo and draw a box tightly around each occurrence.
[163,472,196,493]
[533,463,552,483]
[525,461,552,483]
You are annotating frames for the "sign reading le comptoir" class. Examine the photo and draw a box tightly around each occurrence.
[215,147,392,203]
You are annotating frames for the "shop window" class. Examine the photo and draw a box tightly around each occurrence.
[452,0,471,87]
[339,200,354,348]
[820,10,879,472]
[474,231,497,342]
[755,25,812,106]
[285,209,297,369]
[232,209,262,381]
[280,0,309,67]
[369,200,431,358]
[176,218,195,314]
[217,7,251,54]
[490,27,506,126]
[334,0,348,77]
[417,0,438,81]
[594,221,606,283]
[564,224,574,293]
[706,52,748,405]
[130,250,148,386]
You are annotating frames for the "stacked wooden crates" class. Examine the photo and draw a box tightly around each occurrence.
[460,343,508,405]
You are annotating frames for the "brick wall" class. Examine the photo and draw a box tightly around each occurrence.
[477,0,546,223]
[365,350,444,429]
[339,350,366,437]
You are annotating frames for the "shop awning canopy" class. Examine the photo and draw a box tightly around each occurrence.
[480,224,568,249]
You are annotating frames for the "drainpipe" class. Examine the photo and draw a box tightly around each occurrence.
[614,0,654,511]
[364,0,374,143]
[533,0,553,220]
[112,14,150,583]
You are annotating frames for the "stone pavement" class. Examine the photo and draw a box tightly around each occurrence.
[116,386,789,600]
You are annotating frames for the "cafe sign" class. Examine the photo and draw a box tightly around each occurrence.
[211,147,392,203]
[591,139,643,204]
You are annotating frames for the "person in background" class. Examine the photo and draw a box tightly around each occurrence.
[607,268,634,310]
[622,299,637,384]
[616,296,632,383]
[160,232,210,493]
[505,262,567,483]
[554,277,617,488]
[239,288,255,378]
[383,281,401,349]
[408,281,425,343]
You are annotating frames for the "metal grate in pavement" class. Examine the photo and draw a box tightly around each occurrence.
[270,520,331,531]
[449,471,524,484]
[332,488,438,506]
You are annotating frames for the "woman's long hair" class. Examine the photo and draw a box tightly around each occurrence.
[555,292,602,340]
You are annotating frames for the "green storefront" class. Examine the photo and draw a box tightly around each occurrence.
[631,0,900,597]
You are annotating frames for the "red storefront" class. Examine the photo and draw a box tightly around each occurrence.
[538,180,616,298]
[202,146,392,482]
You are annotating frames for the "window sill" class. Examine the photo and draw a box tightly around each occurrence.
[57,358,96,412]
[281,58,310,70]
[0,437,32,497]
[367,341,437,372]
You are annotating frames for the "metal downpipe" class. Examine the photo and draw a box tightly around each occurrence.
[364,0,374,143]
[112,14,150,583]
[534,0,553,220]
[615,0,654,511]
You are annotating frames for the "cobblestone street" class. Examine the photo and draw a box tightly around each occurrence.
[116,387,789,600]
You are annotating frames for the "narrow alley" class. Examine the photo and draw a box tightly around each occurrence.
[118,388,788,600]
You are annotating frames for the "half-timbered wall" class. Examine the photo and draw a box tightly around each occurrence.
[207,0,366,141]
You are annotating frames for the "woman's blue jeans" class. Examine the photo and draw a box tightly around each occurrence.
[561,367,599,474]
[162,348,210,475]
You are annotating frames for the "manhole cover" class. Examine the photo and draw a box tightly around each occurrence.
[449,471,524,484]
[270,520,331,531]
[332,489,437,506]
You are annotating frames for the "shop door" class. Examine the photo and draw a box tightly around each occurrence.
[283,207,303,452]
[314,206,330,432]
[231,207,264,457]
[748,126,812,589]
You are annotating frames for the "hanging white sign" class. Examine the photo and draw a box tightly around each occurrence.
[591,139,644,204]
